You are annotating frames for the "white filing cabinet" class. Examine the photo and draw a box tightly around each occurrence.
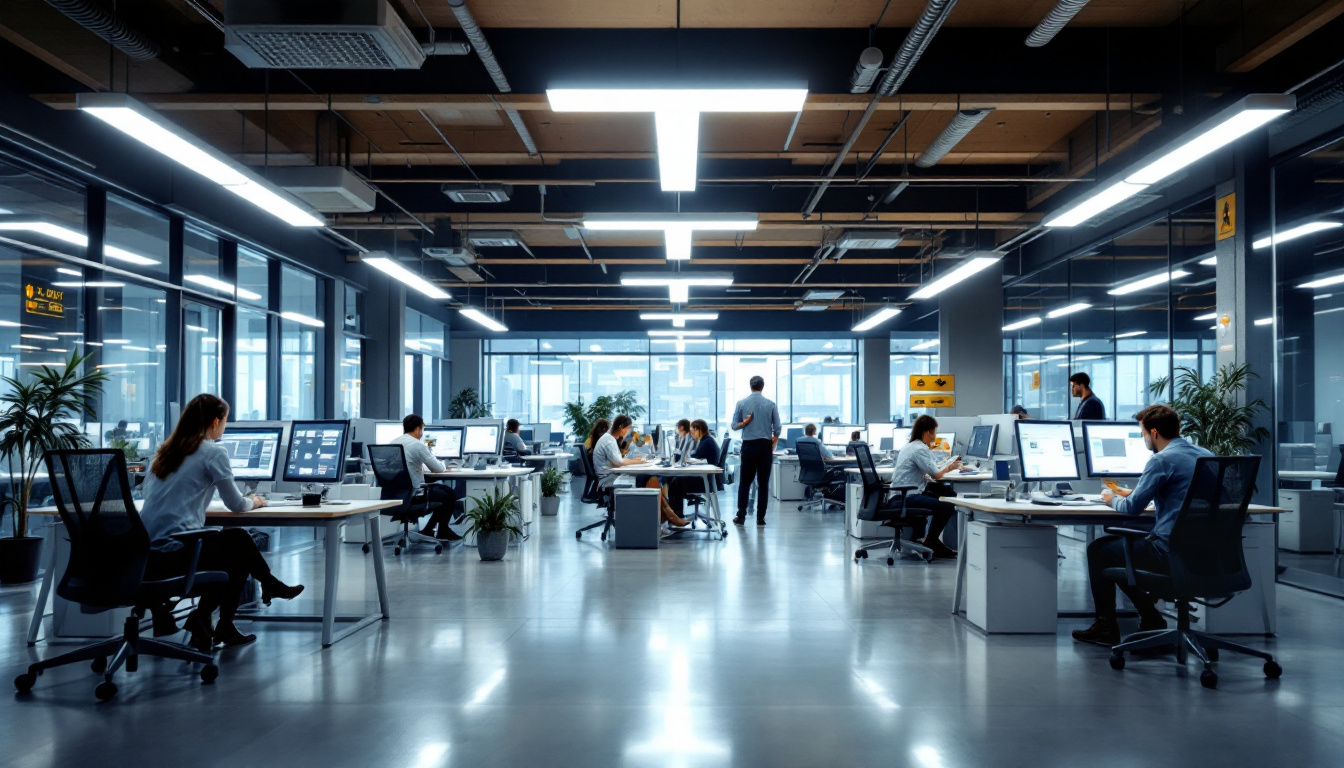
[1278,489,1335,553]
[846,480,890,539]
[1172,521,1277,635]
[771,457,807,501]
[965,521,1058,634]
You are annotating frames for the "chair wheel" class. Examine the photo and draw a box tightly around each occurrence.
[1206,647,1219,662]
[575,531,582,539]
[600,532,607,541]
[201,664,219,684]
[887,557,895,566]
[91,656,107,674]
[1109,654,1125,671]
[434,545,443,554]
[126,655,138,673]
[1264,660,1282,679]
[362,544,371,555]
[95,681,118,701]
[394,547,402,556]
[14,672,36,693]
[1200,670,1218,689]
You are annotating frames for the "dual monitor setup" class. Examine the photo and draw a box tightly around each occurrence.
[371,420,505,462]
[1013,420,1153,482]
[217,421,350,486]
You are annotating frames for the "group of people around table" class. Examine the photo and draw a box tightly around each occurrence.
[584,414,720,529]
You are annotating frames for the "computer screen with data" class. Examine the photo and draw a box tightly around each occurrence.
[464,423,503,455]
[966,425,998,461]
[1083,422,1152,477]
[423,427,463,461]
[283,421,350,483]
[821,425,851,447]
[217,428,283,481]
[1014,420,1080,481]
[934,432,955,453]
[374,421,403,445]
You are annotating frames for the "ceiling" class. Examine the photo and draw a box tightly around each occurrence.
[2,0,1342,333]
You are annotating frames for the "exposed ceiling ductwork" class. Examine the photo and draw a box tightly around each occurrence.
[444,0,538,157]
[915,109,993,168]
[45,0,159,60]
[1025,0,1092,48]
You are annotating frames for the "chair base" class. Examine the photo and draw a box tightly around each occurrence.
[576,515,615,542]
[1109,605,1282,688]
[855,534,933,565]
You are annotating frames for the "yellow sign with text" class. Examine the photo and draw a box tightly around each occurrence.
[24,283,65,318]
[908,374,955,392]
[910,394,955,409]
[1216,193,1236,241]
[1031,371,1041,390]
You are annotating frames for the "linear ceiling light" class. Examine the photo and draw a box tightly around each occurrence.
[583,214,757,262]
[640,312,718,328]
[647,329,711,337]
[1254,317,1274,326]
[77,93,323,228]
[1253,221,1342,250]
[1046,340,1087,350]
[280,311,324,328]
[621,272,734,304]
[460,307,507,332]
[852,305,901,332]
[547,88,808,192]
[1002,317,1042,331]
[1045,94,1294,228]
[364,255,452,299]
[907,256,1001,300]
[0,218,159,265]
[1194,312,1218,321]
[1047,303,1092,318]
[910,339,940,350]
[184,274,262,301]
[1300,274,1344,289]
[1115,331,1147,338]
[1199,254,1217,266]
[1109,270,1191,296]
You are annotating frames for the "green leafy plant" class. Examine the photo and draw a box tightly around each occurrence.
[0,353,109,538]
[463,487,523,540]
[1148,364,1270,456]
[448,387,493,419]
[109,437,139,462]
[539,465,564,498]
[562,390,645,440]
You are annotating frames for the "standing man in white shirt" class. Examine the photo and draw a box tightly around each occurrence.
[391,414,461,541]
[731,375,782,527]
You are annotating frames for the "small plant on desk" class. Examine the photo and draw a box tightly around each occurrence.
[464,488,523,561]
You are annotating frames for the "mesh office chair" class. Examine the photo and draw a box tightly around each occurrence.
[684,437,732,535]
[14,450,226,701]
[1105,455,1282,689]
[368,444,452,556]
[795,440,844,514]
[575,445,615,541]
[851,444,935,565]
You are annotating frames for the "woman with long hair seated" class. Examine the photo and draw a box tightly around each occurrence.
[141,394,305,650]
[588,415,690,527]
[667,419,720,517]
[889,414,964,559]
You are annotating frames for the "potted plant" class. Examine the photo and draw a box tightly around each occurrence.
[448,387,493,419]
[463,487,523,561]
[1148,364,1270,455]
[0,353,108,584]
[539,465,563,516]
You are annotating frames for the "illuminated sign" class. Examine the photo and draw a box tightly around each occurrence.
[24,282,64,318]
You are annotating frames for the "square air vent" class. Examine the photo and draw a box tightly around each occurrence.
[268,166,377,212]
[448,266,485,283]
[803,289,844,302]
[224,0,425,70]
[466,230,522,248]
[837,230,904,249]
[424,247,476,266]
[442,185,512,204]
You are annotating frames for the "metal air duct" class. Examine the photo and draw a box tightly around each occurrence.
[849,47,884,94]
[1025,0,1091,48]
[877,0,959,96]
[915,109,992,168]
[445,0,538,156]
[45,0,159,60]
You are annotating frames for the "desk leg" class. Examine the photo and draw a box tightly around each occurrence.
[704,471,724,539]
[368,514,390,620]
[951,508,969,615]
[322,519,341,647]
[27,524,57,645]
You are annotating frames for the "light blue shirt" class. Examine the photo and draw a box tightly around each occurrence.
[1108,437,1213,541]
[732,392,781,442]
[795,435,831,459]
[503,431,532,457]
[890,440,941,490]
[141,442,252,550]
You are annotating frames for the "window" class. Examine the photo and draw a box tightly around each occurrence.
[182,226,221,290]
[95,283,167,450]
[791,353,856,423]
[649,354,716,428]
[236,307,268,420]
[237,247,269,308]
[280,267,320,420]
[405,308,447,420]
[340,335,361,419]
[891,336,939,423]
[0,246,84,422]
[183,302,220,397]
[105,195,169,279]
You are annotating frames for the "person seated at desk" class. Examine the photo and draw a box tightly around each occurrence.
[845,430,868,457]
[672,418,693,461]
[105,419,130,442]
[393,414,463,541]
[626,430,655,458]
[1072,404,1212,647]
[503,419,534,457]
[590,415,689,527]
[890,415,964,559]
[1011,404,1029,420]
[140,394,305,651]
[795,423,832,458]
[668,419,720,515]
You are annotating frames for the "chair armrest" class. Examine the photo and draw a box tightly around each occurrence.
[167,527,222,595]
[167,527,222,543]
[1103,527,1151,538]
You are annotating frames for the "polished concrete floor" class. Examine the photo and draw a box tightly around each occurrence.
[3,482,1344,767]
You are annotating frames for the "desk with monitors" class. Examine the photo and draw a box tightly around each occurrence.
[216,427,283,492]
[1082,421,1152,477]
[965,424,998,467]
[1013,420,1080,483]
[821,425,852,448]
[866,422,899,452]
[463,422,503,457]
[284,421,351,485]
[423,426,464,461]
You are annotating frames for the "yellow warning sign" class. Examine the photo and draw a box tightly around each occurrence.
[909,374,955,392]
[910,394,955,409]
[1216,193,1236,241]
[1030,371,1041,390]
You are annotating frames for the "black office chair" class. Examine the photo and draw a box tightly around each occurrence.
[1328,452,1344,568]
[14,450,225,701]
[852,444,934,565]
[575,446,615,541]
[368,444,453,556]
[1105,455,1282,689]
[684,437,732,534]
[796,440,845,513]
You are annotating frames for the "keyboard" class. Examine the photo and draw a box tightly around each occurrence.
[266,499,304,507]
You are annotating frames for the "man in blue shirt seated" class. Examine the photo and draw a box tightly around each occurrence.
[1072,404,1213,646]
[794,423,831,459]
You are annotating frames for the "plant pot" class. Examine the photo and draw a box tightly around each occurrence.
[541,496,561,516]
[477,531,509,561]
[0,536,43,584]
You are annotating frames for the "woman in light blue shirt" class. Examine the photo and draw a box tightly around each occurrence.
[889,415,963,558]
[141,395,305,651]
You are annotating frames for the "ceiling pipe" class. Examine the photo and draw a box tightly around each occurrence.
[1025,0,1092,48]
[915,108,993,168]
[45,0,159,60]
[445,0,538,157]
[849,47,885,94]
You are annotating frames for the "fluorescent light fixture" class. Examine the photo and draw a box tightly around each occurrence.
[102,338,130,344]
[184,274,263,301]
[0,218,160,266]
[1115,331,1147,338]
[20,334,58,341]
[910,339,940,350]
[1315,294,1333,300]
[1046,340,1087,350]
[1194,312,1218,321]
[364,256,452,299]
[621,272,733,304]
[664,227,692,261]
[1253,317,1274,326]
[640,312,718,329]
[852,305,901,332]
[1300,274,1344,289]
[121,345,153,352]
[548,88,807,191]
[55,332,81,336]
[95,363,129,369]
[186,325,208,332]
[53,281,124,288]
[907,256,1001,300]
[1199,255,1217,266]
[1253,221,1341,250]
[803,289,845,302]
[1047,303,1091,318]
[77,93,324,228]
[1126,95,1294,185]
[1002,317,1042,331]
[647,329,711,337]
[1315,306,1344,316]
[460,307,507,332]
[56,267,81,276]
[583,214,757,262]
[1044,181,1148,227]
[530,360,563,365]
[280,311,324,328]
[11,344,39,350]
[1109,270,1191,296]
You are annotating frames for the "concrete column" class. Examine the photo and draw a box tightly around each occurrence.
[449,338,483,405]
[937,260,1004,417]
[362,280,406,419]
[861,337,891,423]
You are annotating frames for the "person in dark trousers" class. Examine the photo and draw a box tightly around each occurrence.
[1072,404,1213,646]
[140,394,305,652]
[667,419,721,516]
[1070,372,1106,420]
[731,375,781,526]
[889,415,964,558]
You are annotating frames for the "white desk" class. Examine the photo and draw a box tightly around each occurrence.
[29,499,398,648]
[1278,470,1336,483]
[427,466,537,543]
[610,464,728,540]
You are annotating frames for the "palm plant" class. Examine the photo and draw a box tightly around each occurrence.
[463,488,524,539]
[0,353,109,538]
[562,390,645,440]
[448,387,493,419]
[1148,364,1269,456]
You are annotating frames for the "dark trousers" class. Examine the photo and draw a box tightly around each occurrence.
[1086,534,1171,622]
[422,483,465,535]
[906,494,955,541]
[146,527,275,621]
[668,476,708,515]
[737,438,774,520]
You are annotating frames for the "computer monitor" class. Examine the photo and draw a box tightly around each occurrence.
[282,420,350,484]
[866,422,899,450]
[1082,421,1152,477]
[1014,420,1081,482]
[423,426,464,461]
[531,422,552,444]
[850,428,869,445]
[977,414,1021,456]
[879,437,894,452]
[217,427,283,481]
[464,422,503,456]
[821,425,851,447]
[966,425,998,461]
[374,421,403,446]
[550,431,566,445]
[781,427,804,450]
[933,432,955,453]
[519,428,534,442]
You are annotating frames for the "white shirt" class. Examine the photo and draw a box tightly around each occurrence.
[890,440,941,490]
[591,432,625,487]
[391,433,446,489]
